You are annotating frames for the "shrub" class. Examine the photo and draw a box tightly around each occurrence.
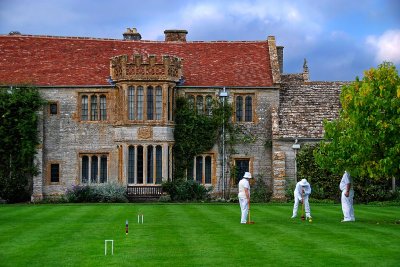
[285,178,295,202]
[66,184,94,202]
[92,183,129,203]
[162,180,211,201]
[250,176,272,203]
[66,183,128,203]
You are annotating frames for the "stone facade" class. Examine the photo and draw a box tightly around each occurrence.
[0,29,347,201]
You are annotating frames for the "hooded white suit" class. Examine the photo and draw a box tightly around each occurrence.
[292,179,312,219]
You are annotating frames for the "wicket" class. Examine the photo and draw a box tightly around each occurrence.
[104,240,114,255]
[137,214,144,224]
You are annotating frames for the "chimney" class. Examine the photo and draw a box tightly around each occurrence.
[123,28,142,40]
[164,30,188,42]
[277,46,284,74]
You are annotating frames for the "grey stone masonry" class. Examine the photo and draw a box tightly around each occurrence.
[278,74,349,139]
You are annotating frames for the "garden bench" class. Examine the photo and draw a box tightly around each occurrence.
[126,185,163,200]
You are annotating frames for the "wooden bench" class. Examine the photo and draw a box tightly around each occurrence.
[126,185,163,200]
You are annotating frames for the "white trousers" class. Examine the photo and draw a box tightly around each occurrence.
[239,197,249,223]
[341,190,355,221]
[293,195,311,218]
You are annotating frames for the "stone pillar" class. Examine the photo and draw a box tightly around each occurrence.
[272,151,286,201]
[303,58,310,81]
[162,143,169,182]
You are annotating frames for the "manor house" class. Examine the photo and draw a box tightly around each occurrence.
[0,28,346,201]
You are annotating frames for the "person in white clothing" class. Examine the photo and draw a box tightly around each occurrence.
[238,172,253,224]
[291,179,312,219]
[340,171,355,222]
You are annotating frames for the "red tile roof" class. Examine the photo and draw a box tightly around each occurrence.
[0,35,273,87]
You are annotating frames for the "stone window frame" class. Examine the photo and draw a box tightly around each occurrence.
[79,153,109,184]
[127,144,164,185]
[231,156,254,185]
[233,93,256,123]
[127,85,163,122]
[186,93,214,116]
[78,92,108,122]
[186,153,216,185]
[47,161,61,185]
[48,101,59,116]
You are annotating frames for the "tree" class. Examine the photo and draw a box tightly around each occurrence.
[315,62,400,181]
[0,86,45,202]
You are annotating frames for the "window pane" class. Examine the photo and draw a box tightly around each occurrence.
[155,86,162,120]
[147,86,154,120]
[206,96,213,116]
[82,156,89,183]
[100,156,107,183]
[91,95,98,121]
[50,103,58,115]
[91,156,98,183]
[196,156,203,183]
[245,96,252,122]
[205,156,212,184]
[50,164,59,183]
[137,146,143,184]
[128,146,135,184]
[147,146,154,183]
[236,96,243,122]
[137,86,143,120]
[128,86,135,120]
[100,95,107,121]
[81,96,88,121]
[156,145,162,184]
[188,95,195,109]
[196,96,203,115]
[235,159,249,185]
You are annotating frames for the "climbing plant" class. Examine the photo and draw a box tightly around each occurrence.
[0,86,45,202]
[173,97,232,180]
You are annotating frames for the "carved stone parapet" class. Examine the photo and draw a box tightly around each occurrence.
[110,54,182,82]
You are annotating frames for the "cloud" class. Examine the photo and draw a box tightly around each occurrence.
[367,30,400,64]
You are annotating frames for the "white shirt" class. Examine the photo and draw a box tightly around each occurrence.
[238,178,250,199]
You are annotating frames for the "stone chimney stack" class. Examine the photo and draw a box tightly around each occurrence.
[277,46,284,74]
[164,30,188,42]
[123,28,142,40]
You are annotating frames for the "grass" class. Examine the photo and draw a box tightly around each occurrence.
[0,203,399,267]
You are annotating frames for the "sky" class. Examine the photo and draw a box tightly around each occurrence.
[0,0,399,81]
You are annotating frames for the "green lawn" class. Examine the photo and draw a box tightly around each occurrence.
[0,203,399,267]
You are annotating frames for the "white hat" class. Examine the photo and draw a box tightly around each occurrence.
[299,179,308,186]
[243,172,253,179]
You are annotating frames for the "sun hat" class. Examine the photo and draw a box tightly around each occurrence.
[243,172,253,179]
[299,179,308,186]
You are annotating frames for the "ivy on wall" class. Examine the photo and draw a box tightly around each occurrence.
[173,97,232,180]
[0,86,45,202]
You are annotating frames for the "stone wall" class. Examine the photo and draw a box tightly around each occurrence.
[34,87,175,199]
[270,73,349,200]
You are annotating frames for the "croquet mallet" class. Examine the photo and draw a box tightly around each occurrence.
[301,191,305,221]
[247,200,255,224]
